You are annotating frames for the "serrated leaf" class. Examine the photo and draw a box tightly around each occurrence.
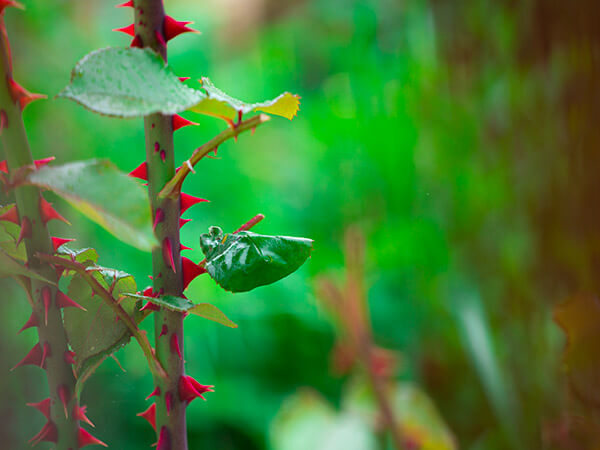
[190,77,300,121]
[59,47,205,117]
[0,248,55,284]
[25,159,155,251]
[64,265,138,388]
[124,293,237,328]
[200,226,313,293]
[57,245,99,265]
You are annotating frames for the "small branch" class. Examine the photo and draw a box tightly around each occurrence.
[36,253,169,381]
[159,114,270,199]
[233,213,264,234]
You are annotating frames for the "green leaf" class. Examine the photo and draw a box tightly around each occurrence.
[64,265,138,390]
[59,47,205,117]
[25,159,155,251]
[57,245,99,265]
[0,204,25,261]
[343,380,456,450]
[270,389,377,450]
[0,248,55,284]
[190,77,300,121]
[124,293,237,328]
[189,303,238,328]
[200,226,313,293]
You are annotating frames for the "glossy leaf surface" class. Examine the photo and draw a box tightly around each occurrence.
[59,47,205,117]
[200,226,312,293]
[25,159,155,251]
[190,77,300,121]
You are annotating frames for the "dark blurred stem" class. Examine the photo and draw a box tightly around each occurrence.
[0,15,79,449]
[132,1,187,448]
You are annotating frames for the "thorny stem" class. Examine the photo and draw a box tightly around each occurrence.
[159,114,270,198]
[0,13,79,450]
[36,253,168,381]
[132,0,187,448]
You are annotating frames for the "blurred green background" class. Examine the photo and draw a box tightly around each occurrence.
[1,0,598,448]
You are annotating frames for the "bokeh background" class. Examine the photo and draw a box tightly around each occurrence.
[1,0,599,448]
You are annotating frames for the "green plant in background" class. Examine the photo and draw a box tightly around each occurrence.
[1,0,311,448]
[271,227,455,450]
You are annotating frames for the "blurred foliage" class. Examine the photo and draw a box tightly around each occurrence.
[0,0,598,448]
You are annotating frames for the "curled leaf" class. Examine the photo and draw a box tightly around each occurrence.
[200,226,313,293]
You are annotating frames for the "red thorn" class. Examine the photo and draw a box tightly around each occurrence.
[179,375,213,404]
[170,333,182,359]
[130,34,142,48]
[39,196,69,225]
[65,350,76,365]
[116,0,134,7]
[162,238,176,273]
[154,142,160,153]
[56,290,86,311]
[146,386,161,401]
[57,385,71,419]
[137,403,156,431]
[172,114,198,131]
[34,156,55,168]
[159,324,168,338]
[180,243,192,251]
[155,29,166,47]
[180,193,208,215]
[27,398,51,419]
[179,218,191,229]
[113,24,135,36]
[160,149,166,162]
[42,286,51,325]
[163,16,198,41]
[140,301,160,312]
[7,77,46,110]
[16,216,31,245]
[128,161,148,180]
[165,392,173,416]
[18,311,39,334]
[156,426,171,450]
[0,159,7,173]
[11,342,49,370]
[142,286,157,297]
[51,236,74,252]
[178,77,190,82]
[0,204,18,224]
[28,421,57,446]
[153,208,164,231]
[182,257,206,290]
[78,428,107,448]
[75,405,95,428]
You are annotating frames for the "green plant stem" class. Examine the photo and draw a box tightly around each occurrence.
[0,17,79,450]
[159,114,270,198]
[36,253,168,380]
[132,1,187,448]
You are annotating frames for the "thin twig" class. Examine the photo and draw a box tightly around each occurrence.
[159,114,270,199]
[36,252,169,380]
